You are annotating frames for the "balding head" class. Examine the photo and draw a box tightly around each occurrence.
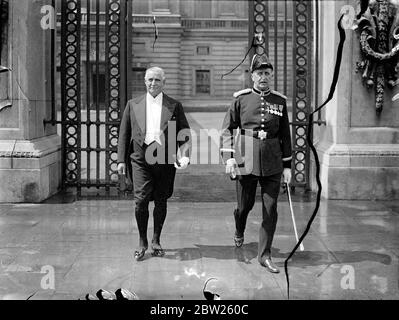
[145,67,166,81]
[144,66,166,97]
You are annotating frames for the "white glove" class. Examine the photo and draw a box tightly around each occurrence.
[174,156,190,170]
[118,163,126,175]
[283,168,292,184]
[225,158,237,177]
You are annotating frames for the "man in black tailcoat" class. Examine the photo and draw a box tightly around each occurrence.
[118,66,191,261]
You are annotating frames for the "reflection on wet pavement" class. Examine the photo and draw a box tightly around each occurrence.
[0,199,398,300]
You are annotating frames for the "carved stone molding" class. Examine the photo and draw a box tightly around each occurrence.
[0,151,40,158]
[0,135,61,159]
[355,0,399,114]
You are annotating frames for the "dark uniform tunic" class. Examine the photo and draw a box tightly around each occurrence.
[220,87,293,261]
[220,87,292,176]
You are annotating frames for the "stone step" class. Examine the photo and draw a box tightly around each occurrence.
[44,164,312,203]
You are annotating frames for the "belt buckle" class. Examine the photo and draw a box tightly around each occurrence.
[258,130,267,140]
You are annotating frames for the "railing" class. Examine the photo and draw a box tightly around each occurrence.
[181,17,291,30]
[132,13,181,25]
[182,18,245,29]
[56,13,291,30]
[61,13,182,25]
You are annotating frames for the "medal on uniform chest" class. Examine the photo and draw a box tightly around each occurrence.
[265,103,283,117]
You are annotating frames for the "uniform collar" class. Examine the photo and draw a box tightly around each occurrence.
[252,87,271,97]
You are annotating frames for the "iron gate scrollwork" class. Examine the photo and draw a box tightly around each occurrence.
[249,0,313,189]
[291,0,313,189]
[60,0,132,196]
[58,0,313,195]
[61,0,81,191]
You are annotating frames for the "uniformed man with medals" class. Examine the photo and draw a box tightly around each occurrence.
[220,54,292,273]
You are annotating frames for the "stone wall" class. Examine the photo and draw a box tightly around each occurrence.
[0,0,61,202]
[314,0,399,199]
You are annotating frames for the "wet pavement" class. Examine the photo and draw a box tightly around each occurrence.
[1,112,398,300]
[0,197,398,300]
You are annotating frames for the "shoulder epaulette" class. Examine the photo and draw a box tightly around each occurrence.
[233,88,252,98]
[271,90,287,99]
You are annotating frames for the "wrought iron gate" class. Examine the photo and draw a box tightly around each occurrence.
[57,0,132,196]
[249,0,314,189]
[53,0,314,195]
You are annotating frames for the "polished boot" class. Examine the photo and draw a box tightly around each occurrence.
[259,257,280,273]
[233,232,244,248]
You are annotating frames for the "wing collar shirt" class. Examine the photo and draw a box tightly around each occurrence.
[145,92,163,145]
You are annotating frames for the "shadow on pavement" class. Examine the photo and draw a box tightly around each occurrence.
[160,242,392,267]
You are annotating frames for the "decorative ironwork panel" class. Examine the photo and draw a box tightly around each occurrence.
[251,0,268,56]
[105,0,123,191]
[59,0,132,196]
[291,0,312,188]
[61,0,81,190]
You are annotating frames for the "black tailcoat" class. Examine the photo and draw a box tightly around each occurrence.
[220,88,292,177]
[117,93,191,198]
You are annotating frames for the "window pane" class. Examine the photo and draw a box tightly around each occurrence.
[132,68,147,96]
[196,70,210,94]
[197,45,210,55]
[92,73,106,106]
[92,63,106,108]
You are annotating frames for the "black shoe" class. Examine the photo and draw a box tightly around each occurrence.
[115,288,140,300]
[151,243,165,257]
[96,289,116,300]
[259,258,280,273]
[234,234,244,248]
[134,247,147,261]
[85,293,97,300]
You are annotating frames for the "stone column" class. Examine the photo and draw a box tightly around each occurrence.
[0,0,61,202]
[314,0,399,199]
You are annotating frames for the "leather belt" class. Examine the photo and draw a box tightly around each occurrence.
[240,129,272,140]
